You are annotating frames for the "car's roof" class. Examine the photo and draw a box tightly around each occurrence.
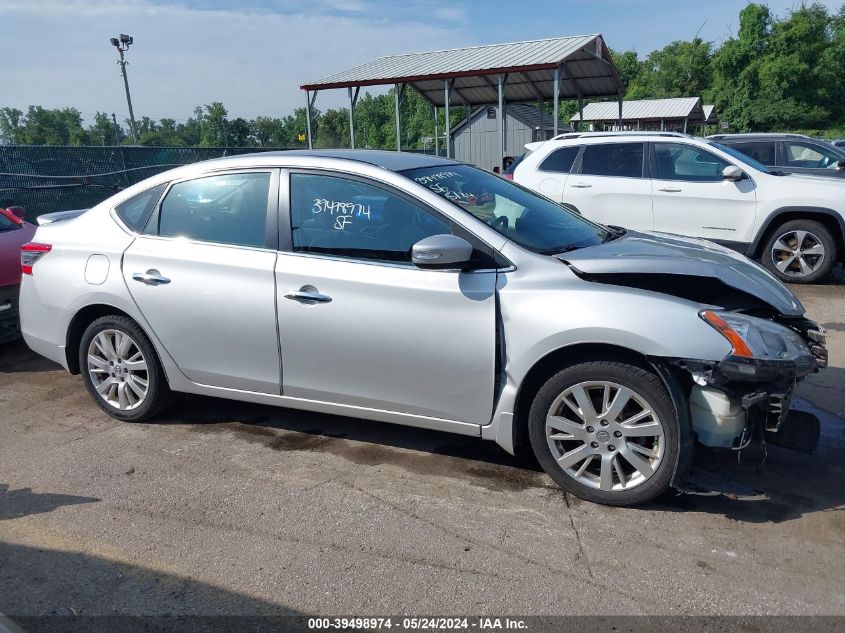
[231,149,460,172]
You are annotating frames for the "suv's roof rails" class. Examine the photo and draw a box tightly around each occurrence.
[707,132,808,140]
[550,131,689,141]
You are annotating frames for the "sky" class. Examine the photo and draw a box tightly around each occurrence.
[1,0,841,125]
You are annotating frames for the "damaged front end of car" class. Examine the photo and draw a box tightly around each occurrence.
[669,310,826,457]
[560,230,828,467]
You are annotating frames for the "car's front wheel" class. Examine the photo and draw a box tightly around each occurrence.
[528,360,681,506]
[79,315,173,422]
[761,219,836,284]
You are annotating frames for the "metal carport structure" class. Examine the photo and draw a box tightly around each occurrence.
[299,34,625,170]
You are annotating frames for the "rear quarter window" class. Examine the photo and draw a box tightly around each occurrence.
[114,183,168,232]
[539,146,581,173]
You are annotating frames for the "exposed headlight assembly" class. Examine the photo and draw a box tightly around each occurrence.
[700,310,817,381]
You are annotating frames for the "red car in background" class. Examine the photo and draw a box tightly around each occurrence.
[0,207,36,343]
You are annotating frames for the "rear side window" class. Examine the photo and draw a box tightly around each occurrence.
[539,146,580,173]
[114,183,167,232]
[156,172,271,247]
[581,143,644,178]
[729,142,775,165]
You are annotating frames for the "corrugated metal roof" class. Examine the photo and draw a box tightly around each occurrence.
[450,104,558,135]
[570,97,704,122]
[301,35,624,106]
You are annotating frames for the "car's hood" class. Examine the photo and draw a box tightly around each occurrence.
[0,222,36,287]
[558,230,804,316]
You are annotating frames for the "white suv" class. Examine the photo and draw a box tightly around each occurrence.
[511,132,845,283]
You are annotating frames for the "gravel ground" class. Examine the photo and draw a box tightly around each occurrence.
[0,277,843,622]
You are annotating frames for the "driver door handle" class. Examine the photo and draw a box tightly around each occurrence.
[569,182,592,188]
[285,290,332,304]
[658,187,682,192]
[132,270,171,286]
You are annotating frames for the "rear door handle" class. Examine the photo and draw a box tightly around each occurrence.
[284,290,332,304]
[569,182,592,188]
[132,270,171,285]
[658,187,682,192]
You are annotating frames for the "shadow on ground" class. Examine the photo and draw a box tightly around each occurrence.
[0,484,98,521]
[0,540,312,631]
[158,388,845,524]
[0,340,60,374]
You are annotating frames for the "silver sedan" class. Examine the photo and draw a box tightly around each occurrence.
[20,150,825,506]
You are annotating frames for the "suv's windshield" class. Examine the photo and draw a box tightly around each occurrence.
[401,164,608,254]
[708,141,772,173]
[0,212,19,231]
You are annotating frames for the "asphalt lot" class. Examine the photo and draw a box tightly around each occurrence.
[1,274,844,620]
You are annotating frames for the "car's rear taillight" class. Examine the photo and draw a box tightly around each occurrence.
[21,242,52,275]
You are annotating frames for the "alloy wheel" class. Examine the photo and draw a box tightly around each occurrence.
[87,329,149,411]
[770,229,826,278]
[545,381,665,492]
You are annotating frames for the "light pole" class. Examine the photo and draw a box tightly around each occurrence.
[110,34,138,144]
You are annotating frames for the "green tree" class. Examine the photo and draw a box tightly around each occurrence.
[0,107,25,144]
[632,38,712,99]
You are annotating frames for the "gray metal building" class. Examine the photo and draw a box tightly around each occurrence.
[299,34,625,171]
[450,104,560,170]
[570,97,716,133]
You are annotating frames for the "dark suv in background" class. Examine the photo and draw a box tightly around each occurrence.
[709,133,845,179]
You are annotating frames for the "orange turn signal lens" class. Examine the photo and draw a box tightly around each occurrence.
[701,310,754,358]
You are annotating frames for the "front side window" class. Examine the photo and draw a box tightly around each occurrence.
[580,143,644,178]
[782,141,842,169]
[156,173,270,247]
[539,146,580,173]
[654,143,730,182]
[730,142,775,165]
[290,173,451,264]
[114,183,167,232]
[402,164,608,254]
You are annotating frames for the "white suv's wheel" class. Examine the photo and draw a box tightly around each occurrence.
[762,219,836,284]
[79,315,173,422]
[528,360,682,506]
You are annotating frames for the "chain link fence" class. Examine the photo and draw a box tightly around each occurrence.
[0,146,292,221]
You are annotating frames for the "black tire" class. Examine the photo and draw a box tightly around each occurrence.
[761,219,836,284]
[78,315,173,422]
[527,360,681,506]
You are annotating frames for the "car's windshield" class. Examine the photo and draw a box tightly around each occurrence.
[401,164,608,254]
[708,141,771,173]
[0,212,19,231]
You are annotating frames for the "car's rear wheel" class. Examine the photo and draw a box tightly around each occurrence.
[79,315,172,422]
[527,360,680,506]
[762,219,836,284]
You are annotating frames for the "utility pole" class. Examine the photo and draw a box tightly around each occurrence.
[111,113,120,145]
[110,34,138,144]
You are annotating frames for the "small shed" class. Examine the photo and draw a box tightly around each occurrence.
[570,97,708,132]
[450,104,561,170]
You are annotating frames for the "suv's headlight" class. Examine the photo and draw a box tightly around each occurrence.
[700,310,816,380]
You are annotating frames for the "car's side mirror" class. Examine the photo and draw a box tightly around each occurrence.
[722,165,744,181]
[411,234,473,269]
